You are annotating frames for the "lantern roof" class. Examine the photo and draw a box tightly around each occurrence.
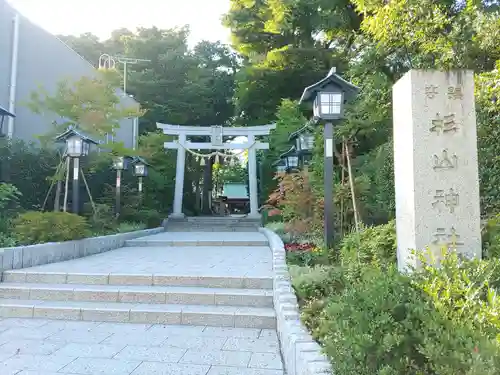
[299,67,360,104]
[54,126,99,144]
[279,146,299,159]
[272,158,288,167]
[130,156,152,167]
[0,105,15,118]
[288,122,315,141]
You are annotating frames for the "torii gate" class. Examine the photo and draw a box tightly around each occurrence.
[157,123,276,218]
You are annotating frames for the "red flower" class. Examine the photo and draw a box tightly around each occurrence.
[268,209,281,217]
[285,243,315,252]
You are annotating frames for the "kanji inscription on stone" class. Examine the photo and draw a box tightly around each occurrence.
[432,188,459,213]
[432,149,458,170]
[447,86,464,100]
[430,113,459,134]
[432,227,464,249]
[211,126,223,147]
[393,70,481,271]
[425,84,439,99]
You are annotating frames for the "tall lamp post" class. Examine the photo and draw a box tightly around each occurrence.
[0,106,15,182]
[55,127,97,214]
[299,67,359,249]
[112,156,131,218]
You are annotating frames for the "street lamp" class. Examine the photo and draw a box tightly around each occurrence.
[289,125,315,166]
[131,156,150,199]
[272,159,288,174]
[55,127,98,214]
[112,155,131,218]
[279,147,300,172]
[0,106,15,182]
[299,67,359,249]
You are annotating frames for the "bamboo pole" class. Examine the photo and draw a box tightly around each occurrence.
[345,141,360,232]
[63,156,70,212]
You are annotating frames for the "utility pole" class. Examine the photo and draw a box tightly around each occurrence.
[98,54,150,96]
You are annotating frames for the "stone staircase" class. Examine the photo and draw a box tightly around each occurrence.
[164,216,262,232]
[0,275,274,328]
[0,232,276,329]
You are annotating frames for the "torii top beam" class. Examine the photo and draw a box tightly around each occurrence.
[157,123,276,136]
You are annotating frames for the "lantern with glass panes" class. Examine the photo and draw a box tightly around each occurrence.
[112,155,130,171]
[54,127,98,214]
[0,105,15,138]
[131,156,150,197]
[112,155,133,217]
[288,125,315,167]
[299,67,360,250]
[272,158,288,174]
[300,68,359,121]
[280,146,300,171]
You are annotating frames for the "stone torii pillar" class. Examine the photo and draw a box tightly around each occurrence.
[171,133,186,218]
[247,134,259,217]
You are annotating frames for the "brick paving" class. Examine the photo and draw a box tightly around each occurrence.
[0,318,284,375]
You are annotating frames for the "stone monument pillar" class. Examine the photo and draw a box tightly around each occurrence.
[393,70,481,271]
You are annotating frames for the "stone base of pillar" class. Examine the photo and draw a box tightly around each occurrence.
[246,213,262,221]
[169,213,185,219]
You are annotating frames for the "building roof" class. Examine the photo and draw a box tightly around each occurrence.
[222,183,248,199]
[0,105,15,118]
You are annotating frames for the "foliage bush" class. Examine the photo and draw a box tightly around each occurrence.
[116,222,146,233]
[339,220,396,267]
[290,265,345,302]
[0,183,22,247]
[84,203,117,233]
[299,263,500,375]
[483,214,500,259]
[13,211,90,244]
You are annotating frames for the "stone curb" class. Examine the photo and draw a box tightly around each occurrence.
[259,228,332,375]
[0,227,164,275]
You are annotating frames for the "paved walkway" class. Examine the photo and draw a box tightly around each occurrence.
[14,245,272,278]
[0,318,283,375]
[0,230,284,375]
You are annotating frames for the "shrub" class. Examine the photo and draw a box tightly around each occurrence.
[13,211,90,244]
[116,222,146,233]
[483,214,500,259]
[309,265,500,375]
[339,220,396,267]
[120,206,162,228]
[286,243,326,266]
[413,251,500,339]
[84,203,117,233]
[290,265,345,302]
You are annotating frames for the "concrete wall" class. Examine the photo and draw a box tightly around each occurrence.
[0,0,138,149]
[259,228,333,375]
[0,227,164,273]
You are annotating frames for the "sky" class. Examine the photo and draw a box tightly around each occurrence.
[8,0,231,46]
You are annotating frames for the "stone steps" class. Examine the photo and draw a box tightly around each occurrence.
[0,299,276,328]
[0,283,273,307]
[3,271,273,289]
[125,238,269,247]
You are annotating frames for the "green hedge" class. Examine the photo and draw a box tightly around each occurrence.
[13,211,90,244]
[290,221,500,374]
